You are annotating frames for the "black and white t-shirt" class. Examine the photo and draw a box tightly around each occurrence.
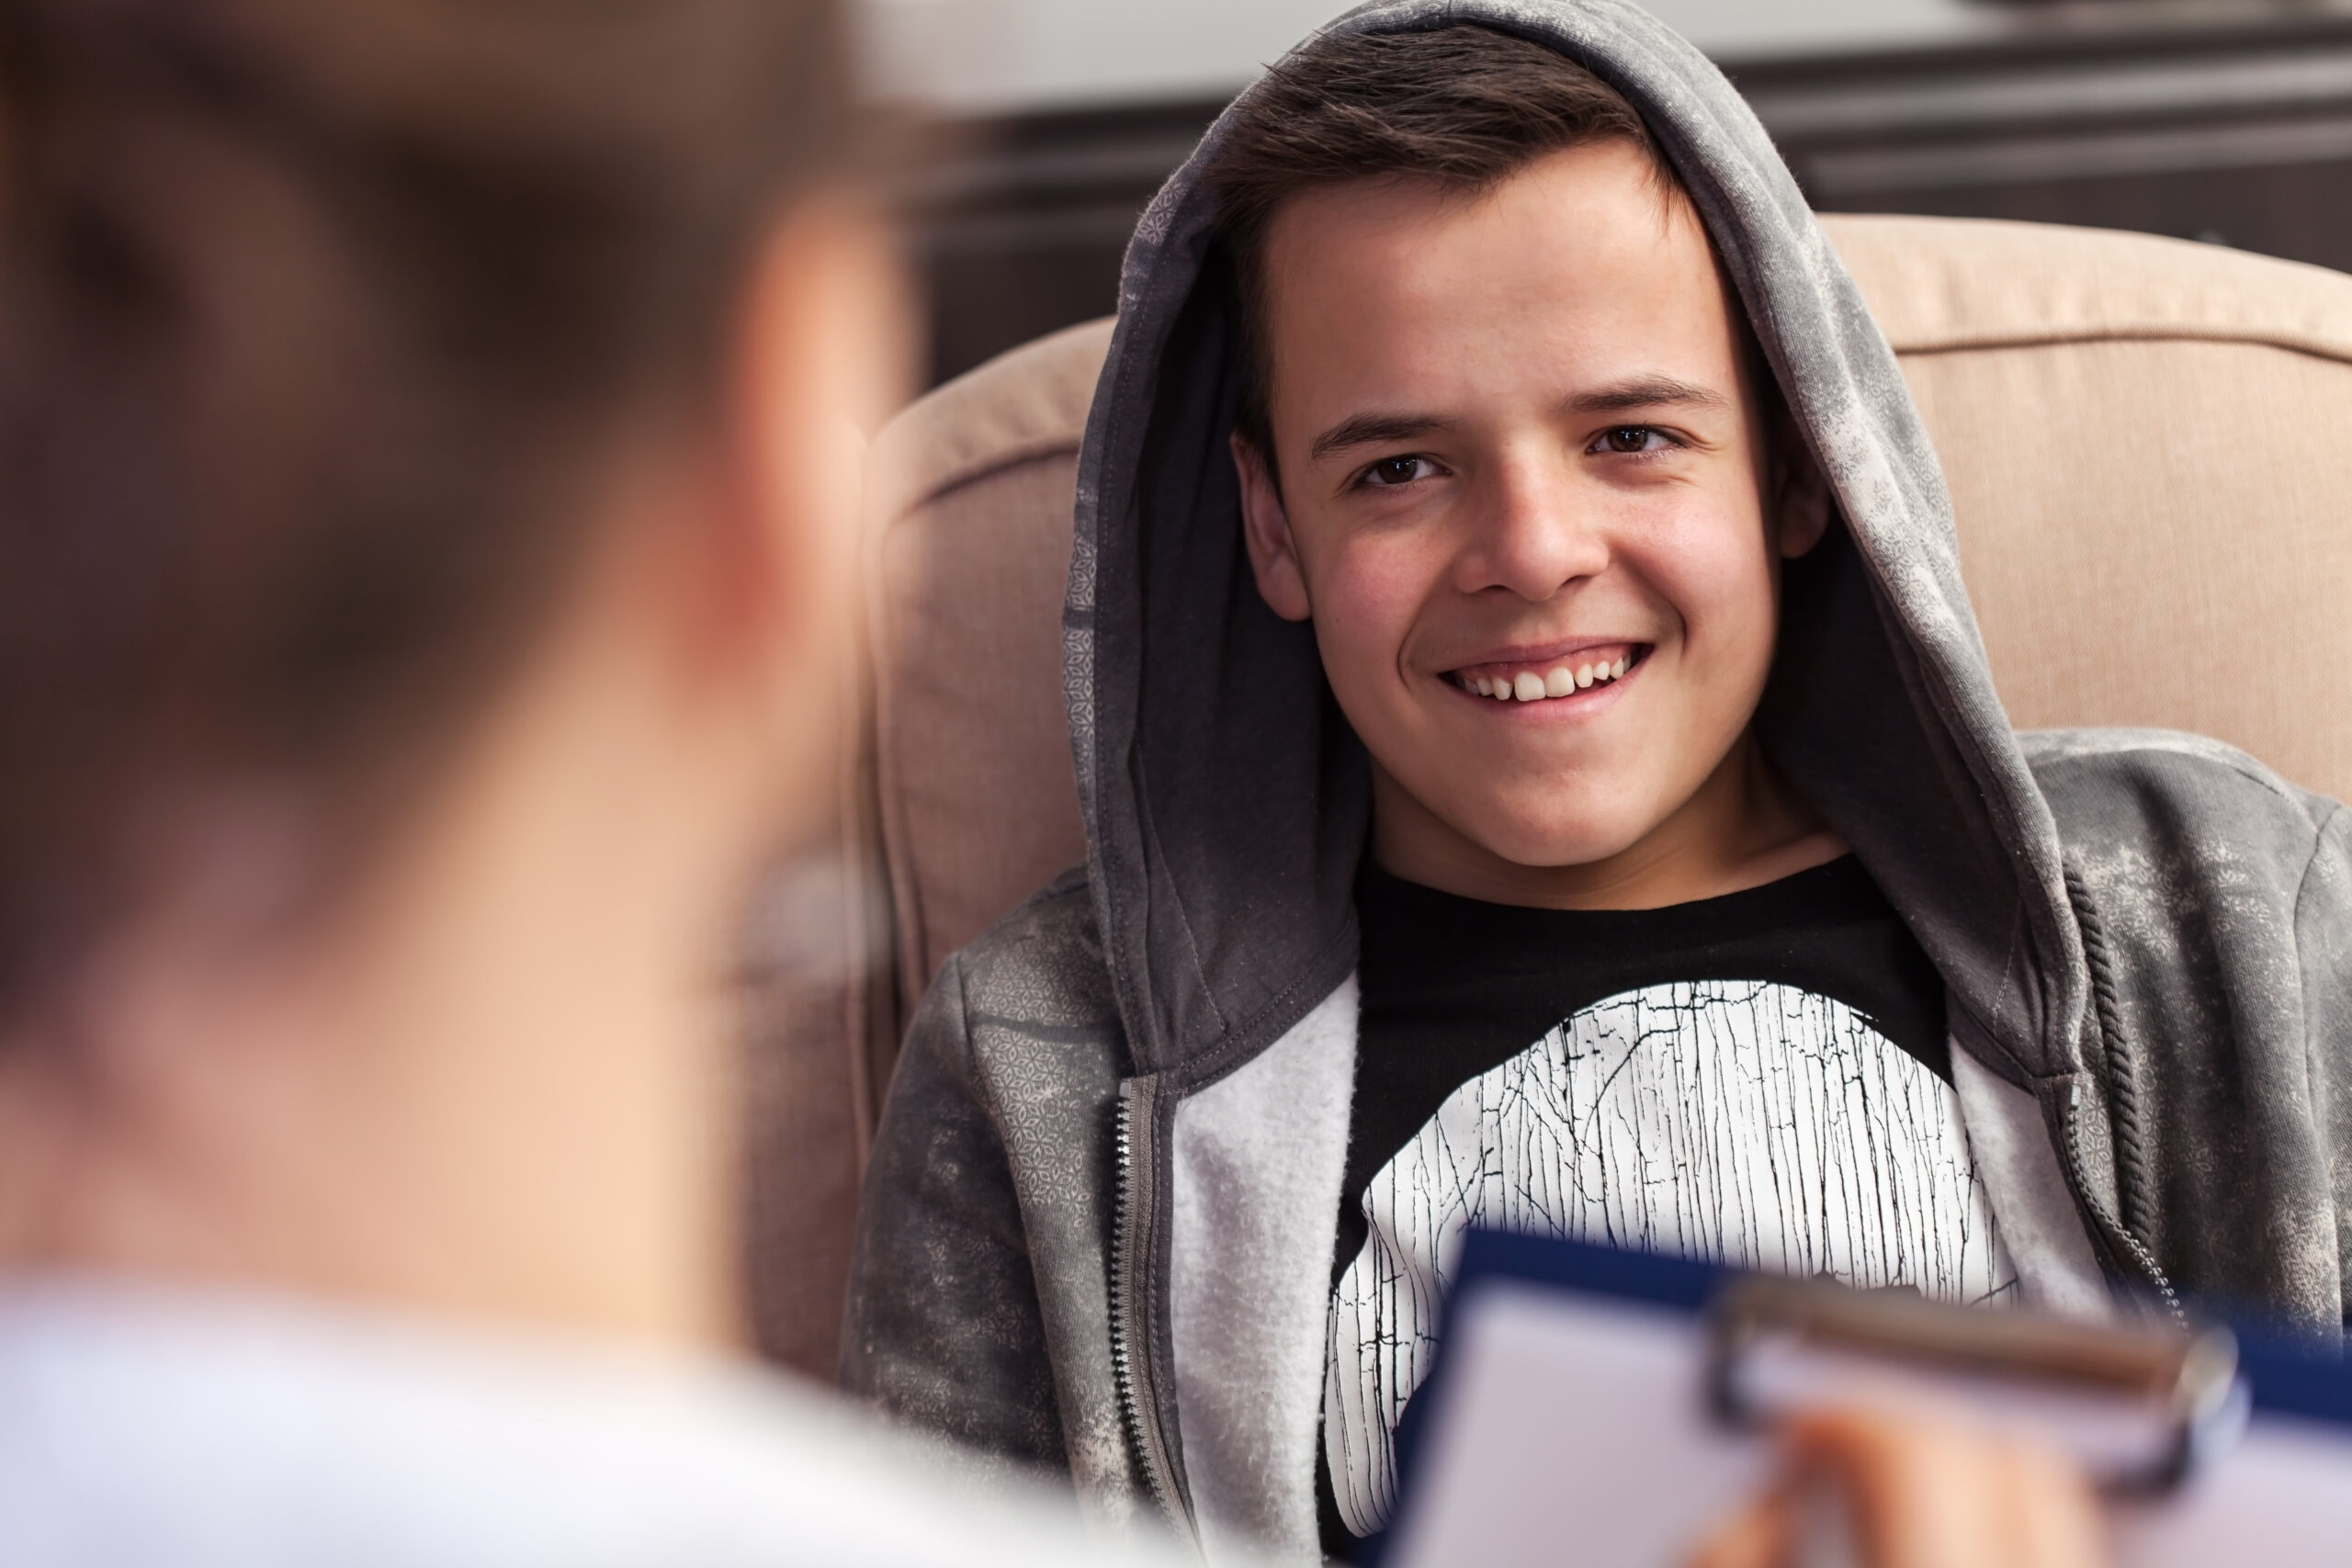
[1317,857,2017,1553]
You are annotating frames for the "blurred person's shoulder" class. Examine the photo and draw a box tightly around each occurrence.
[0,1279,1176,1568]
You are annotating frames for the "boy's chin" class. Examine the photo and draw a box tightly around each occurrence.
[1368,755,1695,886]
[1464,819,1656,873]
[1415,788,1658,869]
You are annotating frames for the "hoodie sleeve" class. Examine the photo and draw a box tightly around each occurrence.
[839,952,1070,1479]
[2295,799,2352,1321]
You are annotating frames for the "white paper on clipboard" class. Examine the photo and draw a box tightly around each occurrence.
[1385,1280,2352,1568]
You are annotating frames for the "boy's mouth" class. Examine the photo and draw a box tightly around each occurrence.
[1444,643,1649,704]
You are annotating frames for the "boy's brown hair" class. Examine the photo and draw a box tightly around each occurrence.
[1201,25,1686,465]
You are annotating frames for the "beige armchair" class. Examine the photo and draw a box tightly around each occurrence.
[744,213,2352,1373]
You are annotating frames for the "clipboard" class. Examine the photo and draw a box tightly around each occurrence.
[1372,1231,2352,1568]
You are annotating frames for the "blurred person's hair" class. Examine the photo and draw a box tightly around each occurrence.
[1200,25,1685,463]
[0,0,854,1015]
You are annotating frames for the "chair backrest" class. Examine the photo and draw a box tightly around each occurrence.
[863,320,1108,1018]
[748,213,2352,1372]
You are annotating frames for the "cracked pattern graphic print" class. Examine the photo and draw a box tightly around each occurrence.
[1324,980,2016,1537]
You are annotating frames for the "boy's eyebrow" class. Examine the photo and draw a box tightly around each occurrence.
[1304,378,1732,462]
[1307,411,1458,461]
[1565,376,1732,414]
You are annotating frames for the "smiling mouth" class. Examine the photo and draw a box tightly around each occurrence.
[1445,644,1650,704]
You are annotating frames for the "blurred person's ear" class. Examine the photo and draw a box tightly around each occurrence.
[684,200,914,851]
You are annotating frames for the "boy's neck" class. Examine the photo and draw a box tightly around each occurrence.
[1370,729,1847,911]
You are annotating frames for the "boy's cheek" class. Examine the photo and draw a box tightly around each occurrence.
[1618,516,1781,655]
[1305,549,1442,689]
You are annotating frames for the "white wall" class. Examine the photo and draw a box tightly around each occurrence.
[856,0,2004,112]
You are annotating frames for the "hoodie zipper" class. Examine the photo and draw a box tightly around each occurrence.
[2060,1081,2182,1325]
[1110,1077,1194,1540]
[2055,867,2186,1327]
[2058,1078,2186,1327]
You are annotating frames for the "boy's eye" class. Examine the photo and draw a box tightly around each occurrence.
[1359,455,1438,488]
[1596,425,1671,455]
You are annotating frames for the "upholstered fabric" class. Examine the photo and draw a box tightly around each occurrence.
[740,831,895,1376]
[749,213,2352,1371]
[865,320,1108,1017]
[738,618,899,1376]
[1833,215,2352,811]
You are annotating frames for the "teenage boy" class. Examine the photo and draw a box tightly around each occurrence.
[844,5,2352,1564]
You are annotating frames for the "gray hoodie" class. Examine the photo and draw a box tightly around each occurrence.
[842,2,2352,1560]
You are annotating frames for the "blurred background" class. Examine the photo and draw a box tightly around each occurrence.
[856,0,2352,385]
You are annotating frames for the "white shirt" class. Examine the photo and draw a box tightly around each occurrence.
[1326,978,2018,1535]
[0,1280,1166,1568]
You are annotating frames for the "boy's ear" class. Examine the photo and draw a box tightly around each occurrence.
[1232,431,1313,622]
[1772,432,1833,560]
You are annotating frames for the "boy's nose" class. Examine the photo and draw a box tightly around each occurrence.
[1457,459,1610,603]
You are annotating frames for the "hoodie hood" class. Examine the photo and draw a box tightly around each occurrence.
[1064,0,2089,1095]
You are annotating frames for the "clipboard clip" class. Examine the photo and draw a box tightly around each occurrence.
[1704,1275,2246,1496]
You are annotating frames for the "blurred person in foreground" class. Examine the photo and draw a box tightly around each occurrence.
[0,1,1184,1562]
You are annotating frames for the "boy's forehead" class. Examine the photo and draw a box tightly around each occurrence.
[1259,144,1747,438]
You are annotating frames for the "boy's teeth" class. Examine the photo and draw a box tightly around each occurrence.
[1464,650,1640,702]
